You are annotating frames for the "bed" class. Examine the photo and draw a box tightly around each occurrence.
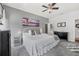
[23,33,60,56]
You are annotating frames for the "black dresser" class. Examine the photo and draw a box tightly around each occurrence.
[0,31,11,56]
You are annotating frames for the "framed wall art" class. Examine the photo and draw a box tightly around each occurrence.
[21,17,40,27]
[57,22,66,27]
[76,24,79,28]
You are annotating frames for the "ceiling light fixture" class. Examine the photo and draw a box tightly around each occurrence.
[42,3,59,13]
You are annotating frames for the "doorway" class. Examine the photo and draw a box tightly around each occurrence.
[75,20,79,43]
[0,31,11,56]
[45,24,48,33]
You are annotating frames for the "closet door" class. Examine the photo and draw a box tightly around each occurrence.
[1,31,10,56]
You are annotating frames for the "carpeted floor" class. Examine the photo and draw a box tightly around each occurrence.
[44,40,79,56]
[12,40,79,56]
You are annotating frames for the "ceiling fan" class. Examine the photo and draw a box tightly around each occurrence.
[42,3,59,13]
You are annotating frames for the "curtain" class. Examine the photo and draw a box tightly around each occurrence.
[0,3,3,19]
[0,8,9,30]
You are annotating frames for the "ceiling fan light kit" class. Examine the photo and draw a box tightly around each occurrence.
[42,3,59,13]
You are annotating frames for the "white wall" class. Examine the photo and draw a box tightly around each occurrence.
[50,11,79,42]
[4,5,48,44]
[4,5,48,55]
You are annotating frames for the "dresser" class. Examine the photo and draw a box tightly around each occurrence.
[54,31,68,41]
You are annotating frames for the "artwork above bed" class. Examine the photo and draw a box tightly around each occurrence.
[21,17,40,27]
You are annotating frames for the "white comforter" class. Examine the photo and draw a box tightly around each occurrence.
[23,33,60,56]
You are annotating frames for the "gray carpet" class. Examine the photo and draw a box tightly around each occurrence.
[12,40,79,56]
[44,40,79,56]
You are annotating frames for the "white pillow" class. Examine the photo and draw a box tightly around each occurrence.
[28,30,32,35]
[40,28,43,34]
[23,32,37,40]
[23,32,32,40]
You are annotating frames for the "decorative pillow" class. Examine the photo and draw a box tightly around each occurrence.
[35,30,41,35]
[23,32,32,40]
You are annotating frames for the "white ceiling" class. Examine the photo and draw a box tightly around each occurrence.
[3,3,79,18]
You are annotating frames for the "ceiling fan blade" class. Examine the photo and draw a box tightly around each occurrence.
[52,7,59,9]
[42,5,48,8]
[52,3,56,6]
[42,9,48,12]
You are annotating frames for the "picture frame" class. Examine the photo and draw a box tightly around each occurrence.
[62,22,66,27]
[57,23,61,27]
[21,17,39,27]
[76,24,79,28]
[57,22,66,27]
